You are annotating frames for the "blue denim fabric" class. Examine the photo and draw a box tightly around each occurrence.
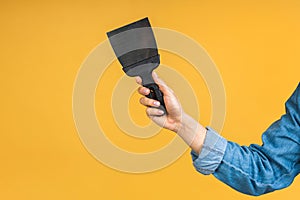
[191,83,300,196]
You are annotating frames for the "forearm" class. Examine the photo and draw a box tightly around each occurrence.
[175,113,207,154]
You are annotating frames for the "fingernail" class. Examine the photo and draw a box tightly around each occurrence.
[144,88,150,93]
[158,110,164,115]
[153,101,160,106]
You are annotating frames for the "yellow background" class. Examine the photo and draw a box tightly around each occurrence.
[1,0,299,199]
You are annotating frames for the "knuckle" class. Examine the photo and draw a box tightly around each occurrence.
[138,87,144,94]
[146,108,151,116]
[145,98,152,105]
[139,97,145,104]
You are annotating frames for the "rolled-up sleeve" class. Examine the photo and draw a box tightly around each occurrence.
[191,127,227,175]
[190,82,300,196]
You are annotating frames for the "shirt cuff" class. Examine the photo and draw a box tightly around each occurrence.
[191,127,227,175]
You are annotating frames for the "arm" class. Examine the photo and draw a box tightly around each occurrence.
[137,74,300,196]
[211,83,300,195]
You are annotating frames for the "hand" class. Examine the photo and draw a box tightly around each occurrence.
[136,72,183,132]
[136,72,207,154]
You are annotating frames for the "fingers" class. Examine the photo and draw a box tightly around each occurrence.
[137,85,161,107]
[138,86,150,95]
[146,107,165,117]
[135,72,175,101]
[139,96,160,107]
[138,89,165,116]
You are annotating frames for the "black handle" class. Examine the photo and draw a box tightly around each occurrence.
[143,83,167,114]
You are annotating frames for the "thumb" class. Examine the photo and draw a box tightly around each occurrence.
[152,72,174,96]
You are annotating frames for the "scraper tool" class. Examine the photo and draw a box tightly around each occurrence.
[107,17,166,114]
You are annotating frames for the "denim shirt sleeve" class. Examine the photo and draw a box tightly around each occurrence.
[191,83,300,196]
[191,127,227,175]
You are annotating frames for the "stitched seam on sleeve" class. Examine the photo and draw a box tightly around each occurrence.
[221,159,296,187]
[202,145,224,156]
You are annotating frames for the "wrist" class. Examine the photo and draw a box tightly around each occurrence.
[174,112,194,133]
[175,113,207,154]
[171,112,185,133]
